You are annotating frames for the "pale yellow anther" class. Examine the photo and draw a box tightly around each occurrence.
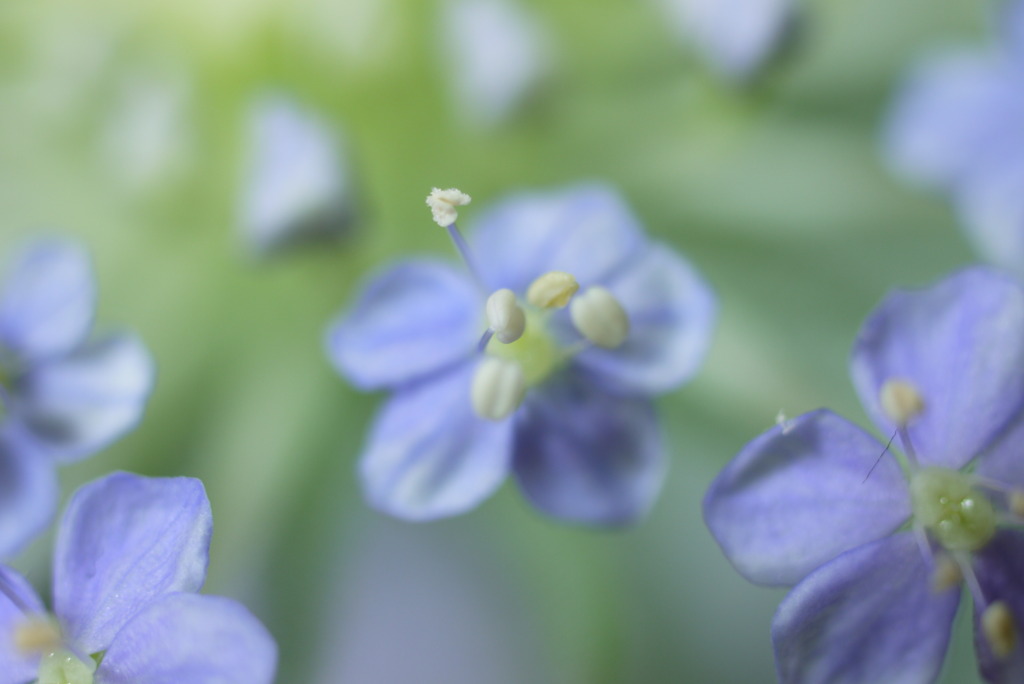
[526,271,578,309]
[982,601,1018,659]
[471,357,526,421]
[880,379,925,426]
[485,289,526,344]
[929,556,963,593]
[425,187,471,227]
[13,615,62,655]
[569,286,629,349]
[1010,492,1024,518]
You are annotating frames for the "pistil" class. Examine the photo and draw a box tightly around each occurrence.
[910,467,997,552]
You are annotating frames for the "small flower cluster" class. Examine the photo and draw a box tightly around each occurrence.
[0,239,277,683]
[0,240,153,556]
[705,268,1024,682]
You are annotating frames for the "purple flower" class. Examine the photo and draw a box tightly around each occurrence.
[884,1,1024,274]
[239,95,356,257]
[705,268,1024,683]
[656,0,796,81]
[326,184,716,525]
[0,239,153,557]
[0,472,276,684]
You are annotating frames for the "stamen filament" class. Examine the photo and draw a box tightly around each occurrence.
[446,222,486,291]
[956,551,988,609]
[898,426,919,467]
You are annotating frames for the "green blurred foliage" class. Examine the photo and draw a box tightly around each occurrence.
[0,0,995,681]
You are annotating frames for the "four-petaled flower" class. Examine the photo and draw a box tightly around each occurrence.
[0,239,154,557]
[0,472,277,684]
[885,0,1024,276]
[327,184,716,525]
[705,268,1024,683]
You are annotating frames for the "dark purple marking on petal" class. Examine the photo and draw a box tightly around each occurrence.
[359,362,513,521]
[971,530,1024,684]
[512,371,664,526]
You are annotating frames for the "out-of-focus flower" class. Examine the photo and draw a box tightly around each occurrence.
[100,67,194,194]
[0,239,153,557]
[239,95,356,257]
[705,268,1024,683]
[438,0,551,127]
[0,472,277,683]
[656,0,796,81]
[312,521,550,684]
[885,1,1024,274]
[327,184,716,525]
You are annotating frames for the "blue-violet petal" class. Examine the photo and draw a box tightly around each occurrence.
[850,267,1024,470]
[772,532,959,684]
[327,259,481,391]
[54,473,212,655]
[704,410,909,586]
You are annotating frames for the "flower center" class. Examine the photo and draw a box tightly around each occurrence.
[484,307,562,387]
[426,187,630,422]
[12,613,97,684]
[910,467,997,552]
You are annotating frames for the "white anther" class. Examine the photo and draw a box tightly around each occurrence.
[13,615,62,655]
[526,271,578,309]
[982,601,1018,659]
[569,286,629,349]
[880,379,925,426]
[929,556,963,593]
[471,357,526,420]
[426,187,471,227]
[485,289,526,343]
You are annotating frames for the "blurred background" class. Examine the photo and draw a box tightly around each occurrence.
[0,0,995,681]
